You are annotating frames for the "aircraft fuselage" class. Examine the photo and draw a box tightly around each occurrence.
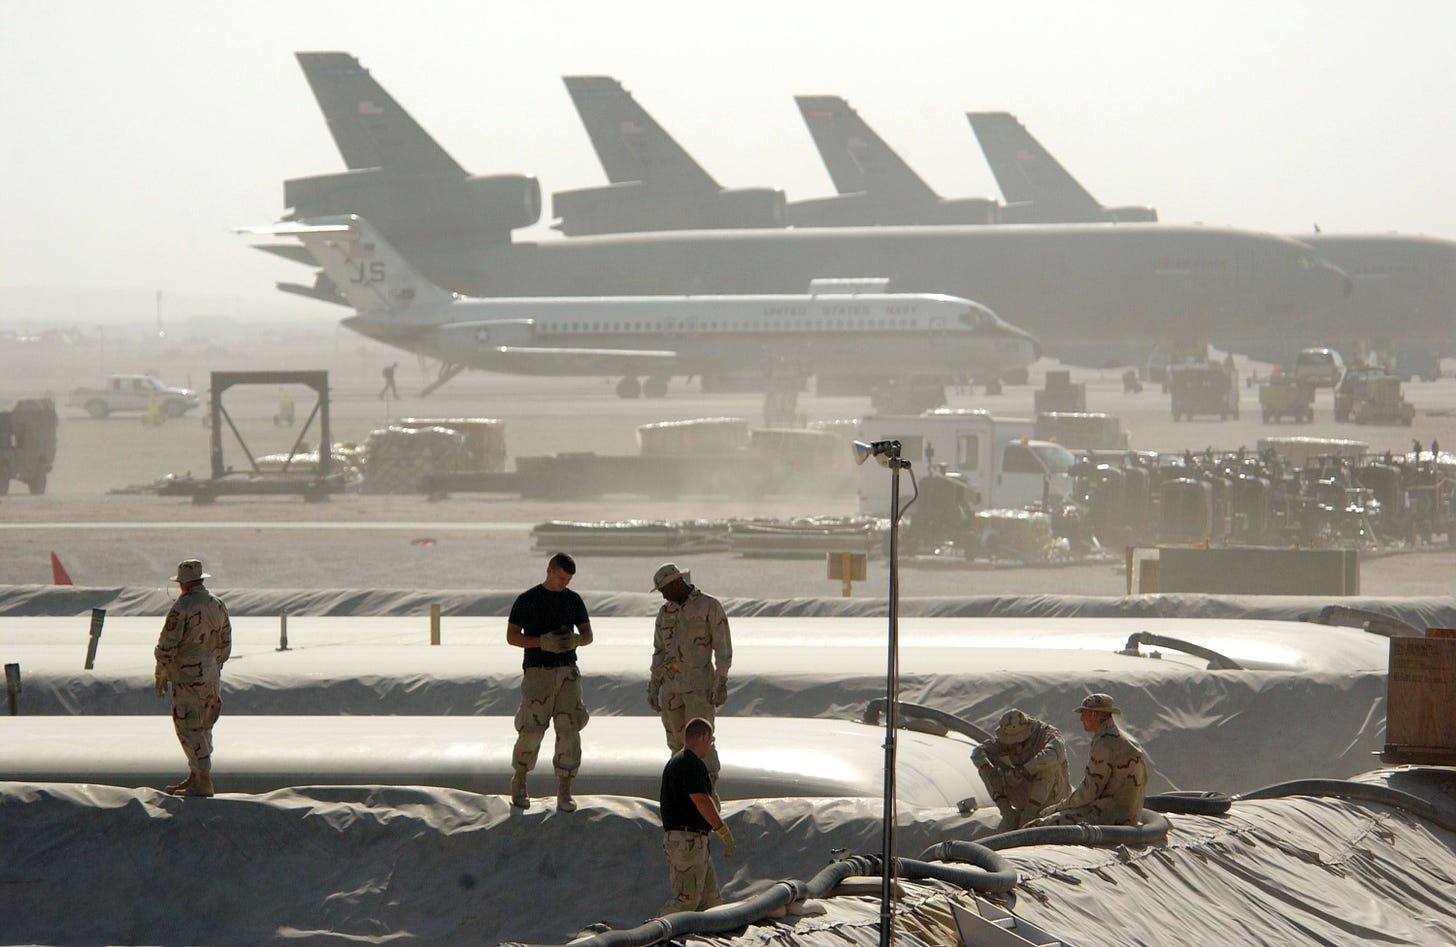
[341,290,1039,384]
[413,223,1352,369]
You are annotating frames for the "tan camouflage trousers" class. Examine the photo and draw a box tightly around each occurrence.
[170,681,221,775]
[979,767,1061,829]
[659,688,719,778]
[512,666,587,779]
[659,831,721,915]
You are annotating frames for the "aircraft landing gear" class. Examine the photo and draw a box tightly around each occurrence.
[421,362,465,398]
[870,381,947,415]
[642,376,669,399]
[616,376,642,399]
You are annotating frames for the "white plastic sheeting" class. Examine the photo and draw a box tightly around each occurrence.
[3,614,1393,794]
[0,715,987,808]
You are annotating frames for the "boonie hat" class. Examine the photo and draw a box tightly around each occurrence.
[1075,693,1120,715]
[651,562,689,591]
[171,559,210,583]
[996,709,1034,743]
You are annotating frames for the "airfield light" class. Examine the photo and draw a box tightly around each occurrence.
[852,438,916,947]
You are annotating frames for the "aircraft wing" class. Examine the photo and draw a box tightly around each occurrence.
[237,220,356,237]
[563,75,718,192]
[484,345,679,376]
[296,51,466,177]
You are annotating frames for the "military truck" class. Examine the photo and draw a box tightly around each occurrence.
[67,374,200,420]
[1169,361,1239,421]
[0,398,58,494]
[1258,375,1316,423]
[1333,368,1416,425]
[856,409,1076,516]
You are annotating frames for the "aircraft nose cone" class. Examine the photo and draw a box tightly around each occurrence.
[980,313,1042,360]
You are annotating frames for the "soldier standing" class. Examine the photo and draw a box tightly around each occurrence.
[153,559,231,797]
[658,717,735,916]
[970,708,1072,831]
[647,563,732,789]
[1031,693,1148,827]
[506,552,592,812]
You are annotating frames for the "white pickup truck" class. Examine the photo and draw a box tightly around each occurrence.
[68,374,201,420]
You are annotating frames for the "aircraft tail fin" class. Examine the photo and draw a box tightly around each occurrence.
[966,111,1101,216]
[296,51,465,177]
[794,95,939,202]
[562,75,718,191]
[239,215,456,313]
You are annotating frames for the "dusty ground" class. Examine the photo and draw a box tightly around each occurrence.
[2,325,1453,597]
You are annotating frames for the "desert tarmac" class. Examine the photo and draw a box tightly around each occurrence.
[2,322,1454,597]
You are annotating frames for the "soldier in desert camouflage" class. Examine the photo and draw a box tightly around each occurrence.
[153,559,231,797]
[647,563,732,788]
[1031,692,1149,827]
[971,708,1072,831]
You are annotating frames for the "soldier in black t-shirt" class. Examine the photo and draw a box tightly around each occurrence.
[506,552,593,811]
[658,717,735,915]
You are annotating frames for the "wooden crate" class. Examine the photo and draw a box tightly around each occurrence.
[1381,629,1456,765]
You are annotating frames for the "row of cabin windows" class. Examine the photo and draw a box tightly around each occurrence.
[541,319,923,333]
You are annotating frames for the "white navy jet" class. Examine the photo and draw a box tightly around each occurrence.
[241,215,1040,401]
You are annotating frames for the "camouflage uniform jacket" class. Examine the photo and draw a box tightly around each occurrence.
[154,586,232,687]
[971,721,1072,814]
[1053,718,1148,825]
[650,588,732,696]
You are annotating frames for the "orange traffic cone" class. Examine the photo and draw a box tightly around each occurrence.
[50,552,73,585]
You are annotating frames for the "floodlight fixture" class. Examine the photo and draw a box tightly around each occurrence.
[852,439,900,468]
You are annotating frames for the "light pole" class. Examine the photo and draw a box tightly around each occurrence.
[852,438,915,947]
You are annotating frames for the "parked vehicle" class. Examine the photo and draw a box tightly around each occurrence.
[1259,375,1316,423]
[67,374,201,420]
[1293,347,1346,388]
[1334,368,1415,425]
[856,408,1075,515]
[1169,361,1239,421]
[0,398,58,494]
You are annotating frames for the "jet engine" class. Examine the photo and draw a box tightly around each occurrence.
[551,181,786,236]
[1103,205,1159,223]
[284,169,541,244]
[928,197,1000,225]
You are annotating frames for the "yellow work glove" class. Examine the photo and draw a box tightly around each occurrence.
[714,823,735,858]
[154,669,168,699]
[647,683,662,713]
[539,631,579,654]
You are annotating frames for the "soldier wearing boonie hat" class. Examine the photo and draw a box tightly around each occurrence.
[1030,692,1149,828]
[648,563,732,790]
[969,708,1071,831]
[153,559,231,797]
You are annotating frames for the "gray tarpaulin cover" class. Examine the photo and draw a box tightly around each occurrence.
[2,770,1454,946]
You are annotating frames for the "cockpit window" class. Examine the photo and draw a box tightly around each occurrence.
[958,307,991,327]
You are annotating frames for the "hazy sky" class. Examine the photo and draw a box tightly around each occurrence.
[3,0,1455,321]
